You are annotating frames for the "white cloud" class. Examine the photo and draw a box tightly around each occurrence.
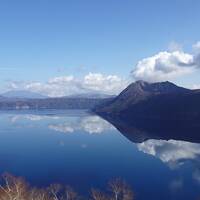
[48,76,74,84]
[6,73,129,97]
[191,84,200,89]
[131,42,200,82]
[132,51,195,82]
[84,73,127,95]
[6,42,200,95]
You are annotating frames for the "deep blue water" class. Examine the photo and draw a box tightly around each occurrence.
[0,110,199,200]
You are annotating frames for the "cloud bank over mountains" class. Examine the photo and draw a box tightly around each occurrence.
[5,41,200,97]
[131,41,200,82]
[7,73,129,97]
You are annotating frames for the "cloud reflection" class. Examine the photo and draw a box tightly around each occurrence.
[48,116,114,134]
[9,113,114,135]
[10,114,60,123]
[137,139,200,169]
[137,139,200,186]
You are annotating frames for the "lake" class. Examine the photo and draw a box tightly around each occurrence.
[0,109,199,200]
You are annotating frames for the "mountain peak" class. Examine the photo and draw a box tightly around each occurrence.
[135,80,149,85]
[94,81,191,114]
[124,80,189,95]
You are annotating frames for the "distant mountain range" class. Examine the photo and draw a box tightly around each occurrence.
[94,80,200,122]
[2,81,200,143]
[1,90,47,99]
[0,91,113,110]
[1,81,200,117]
[67,93,116,99]
[1,90,115,100]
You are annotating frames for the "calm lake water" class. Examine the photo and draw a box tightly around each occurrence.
[0,109,199,200]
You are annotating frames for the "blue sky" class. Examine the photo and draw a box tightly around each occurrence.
[0,0,200,96]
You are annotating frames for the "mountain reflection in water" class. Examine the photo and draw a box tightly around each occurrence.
[1,110,200,200]
[99,114,200,143]
[99,114,200,195]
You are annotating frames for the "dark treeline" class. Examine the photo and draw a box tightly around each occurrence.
[0,97,113,110]
[0,173,134,200]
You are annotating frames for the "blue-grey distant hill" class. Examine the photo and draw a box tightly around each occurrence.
[68,93,116,99]
[0,91,114,110]
[1,90,47,99]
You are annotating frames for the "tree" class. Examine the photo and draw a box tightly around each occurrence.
[109,178,123,200]
[64,185,78,200]
[47,184,63,200]
[0,173,134,200]
[0,173,29,200]
[29,188,53,200]
[108,179,134,200]
[121,182,134,200]
[91,188,109,200]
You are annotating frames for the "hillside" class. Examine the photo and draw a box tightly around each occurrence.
[0,97,113,110]
[94,81,200,121]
